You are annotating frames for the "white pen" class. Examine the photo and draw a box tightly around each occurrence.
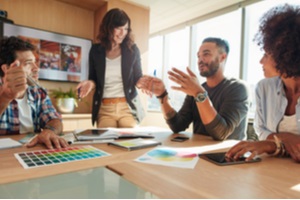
[26,134,38,145]
[72,139,114,145]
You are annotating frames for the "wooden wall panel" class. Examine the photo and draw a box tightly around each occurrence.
[0,0,94,39]
[0,0,95,113]
[94,4,108,43]
[0,0,149,115]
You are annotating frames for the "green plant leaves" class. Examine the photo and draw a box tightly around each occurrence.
[49,87,78,107]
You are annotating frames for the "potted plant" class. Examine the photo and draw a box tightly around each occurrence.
[49,88,78,114]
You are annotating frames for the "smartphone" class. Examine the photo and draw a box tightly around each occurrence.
[199,152,261,166]
[171,136,189,142]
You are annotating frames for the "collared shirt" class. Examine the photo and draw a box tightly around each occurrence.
[0,86,61,135]
[254,76,300,140]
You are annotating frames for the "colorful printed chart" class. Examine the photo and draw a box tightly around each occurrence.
[135,146,199,169]
[14,145,110,169]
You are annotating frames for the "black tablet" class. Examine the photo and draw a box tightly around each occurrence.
[199,152,261,166]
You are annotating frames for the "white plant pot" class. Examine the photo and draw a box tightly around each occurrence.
[57,98,75,114]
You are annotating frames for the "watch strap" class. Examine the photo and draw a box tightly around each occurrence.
[156,90,168,99]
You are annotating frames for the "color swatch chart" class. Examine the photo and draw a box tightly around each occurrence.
[14,145,110,169]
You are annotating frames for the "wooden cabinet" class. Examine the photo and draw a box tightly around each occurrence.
[61,114,95,132]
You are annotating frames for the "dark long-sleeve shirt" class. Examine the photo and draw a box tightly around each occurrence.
[166,78,249,141]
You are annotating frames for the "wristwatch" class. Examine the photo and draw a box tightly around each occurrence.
[194,91,208,103]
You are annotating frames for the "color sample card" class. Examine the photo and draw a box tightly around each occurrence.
[14,145,110,169]
[135,146,199,169]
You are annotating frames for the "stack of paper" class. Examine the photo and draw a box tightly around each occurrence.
[0,138,22,149]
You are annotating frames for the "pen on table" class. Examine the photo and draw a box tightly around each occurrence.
[26,134,38,145]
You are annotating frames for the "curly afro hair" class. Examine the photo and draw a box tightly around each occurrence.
[254,4,300,78]
[0,36,35,77]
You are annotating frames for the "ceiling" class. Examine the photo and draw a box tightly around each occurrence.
[57,0,106,10]
[125,0,246,35]
[57,0,248,35]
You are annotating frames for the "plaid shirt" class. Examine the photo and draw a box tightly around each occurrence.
[0,86,61,135]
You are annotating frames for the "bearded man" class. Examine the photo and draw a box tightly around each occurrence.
[139,37,249,140]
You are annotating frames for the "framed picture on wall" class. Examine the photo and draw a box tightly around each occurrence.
[0,21,92,82]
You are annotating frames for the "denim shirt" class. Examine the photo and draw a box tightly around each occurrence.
[254,76,300,140]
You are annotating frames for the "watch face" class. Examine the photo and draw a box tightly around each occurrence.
[195,91,207,102]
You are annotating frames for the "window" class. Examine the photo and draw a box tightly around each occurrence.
[147,0,300,119]
[147,36,163,111]
[147,27,190,111]
[148,36,163,78]
[147,11,241,111]
[193,9,242,80]
[163,27,190,111]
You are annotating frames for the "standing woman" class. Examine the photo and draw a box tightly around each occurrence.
[77,8,144,128]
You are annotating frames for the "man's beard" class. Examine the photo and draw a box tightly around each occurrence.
[199,58,219,77]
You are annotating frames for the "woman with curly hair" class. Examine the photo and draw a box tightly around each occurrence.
[226,4,300,162]
[76,8,145,128]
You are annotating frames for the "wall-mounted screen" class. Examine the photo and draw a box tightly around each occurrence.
[0,22,92,82]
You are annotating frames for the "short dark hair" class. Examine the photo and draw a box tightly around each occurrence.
[97,8,134,51]
[254,4,300,78]
[202,37,230,55]
[0,36,35,77]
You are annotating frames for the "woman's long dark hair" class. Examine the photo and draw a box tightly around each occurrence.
[97,8,134,51]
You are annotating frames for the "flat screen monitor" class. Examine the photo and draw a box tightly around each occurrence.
[0,21,92,83]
